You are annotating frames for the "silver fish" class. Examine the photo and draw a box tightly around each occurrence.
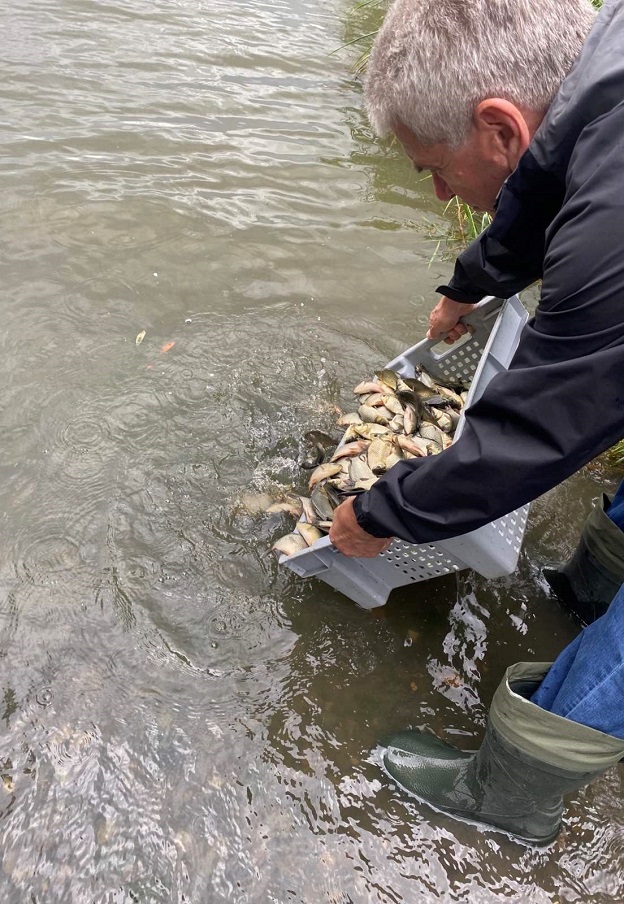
[310,484,336,521]
[358,405,390,426]
[272,533,308,558]
[367,437,399,474]
[337,412,363,427]
[296,522,324,546]
[266,499,304,517]
[353,423,392,439]
[308,462,342,490]
[331,440,370,461]
[374,368,398,391]
[354,380,386,395]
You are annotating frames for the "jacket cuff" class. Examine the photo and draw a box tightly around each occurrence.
[351,493,393,539]
[436,283,484,304]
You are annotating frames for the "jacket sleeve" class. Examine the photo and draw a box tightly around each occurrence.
[436,150,566,303]
[353,118,624,544]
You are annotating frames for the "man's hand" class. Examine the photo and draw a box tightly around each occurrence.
[427,297,477,345]
[329,496,393,557]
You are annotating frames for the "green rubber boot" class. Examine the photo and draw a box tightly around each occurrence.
[544,495,624,625]
[383,662,624,846]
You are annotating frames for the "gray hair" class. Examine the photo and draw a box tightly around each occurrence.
[364,0,597,147]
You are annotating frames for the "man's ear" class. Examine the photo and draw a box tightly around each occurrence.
[473,98,533,168]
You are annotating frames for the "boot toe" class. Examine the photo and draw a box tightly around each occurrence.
[383,740,474,808]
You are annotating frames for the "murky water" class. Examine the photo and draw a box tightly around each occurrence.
[1,0,623,901]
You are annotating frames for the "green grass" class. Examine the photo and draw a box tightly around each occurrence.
[444,198,491,246]
[606,440,624,467]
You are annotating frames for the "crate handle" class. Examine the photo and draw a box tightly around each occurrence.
[416,296,503,355]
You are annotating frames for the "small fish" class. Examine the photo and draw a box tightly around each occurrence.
[323,483,348,509]
[418,423,445,447]
[300,442,325,470]
[296,522,324,546]
[418,364,469,394]
[380,394,404,416]
[429,408,454,433]
[308,462,342,490]
[300,496,319,524]
[353,380,385,395]
[367,437,399,474]
[423,394,451,408]
[350,454,378,489]
[401,376,450,405]
[374,369,398,391]
[433,384,464,409]
[353,423,392,439]
[403,402,418,436]
[337,412,363,427]
[265,500,304,517]
[304,430,338,450]
[396,434,428,457]
[331,440,369,461]
[271,533,308,558]
[239,492,275,514]
[388,413,406,434]
[358,405,390,426]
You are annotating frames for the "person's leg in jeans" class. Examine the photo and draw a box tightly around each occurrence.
[532,580,624,738]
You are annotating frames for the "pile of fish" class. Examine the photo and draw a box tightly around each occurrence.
[270,365,470,559]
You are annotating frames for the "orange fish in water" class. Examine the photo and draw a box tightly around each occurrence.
[160,341,175,354]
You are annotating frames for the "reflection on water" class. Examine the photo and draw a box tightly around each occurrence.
[1,0,623,901]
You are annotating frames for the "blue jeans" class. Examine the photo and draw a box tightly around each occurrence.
[530,478,624,738]
[531,581,624,738]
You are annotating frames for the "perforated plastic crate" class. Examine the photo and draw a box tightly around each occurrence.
[280,295,529,608]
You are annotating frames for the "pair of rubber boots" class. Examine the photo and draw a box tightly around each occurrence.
[382,497,624,845]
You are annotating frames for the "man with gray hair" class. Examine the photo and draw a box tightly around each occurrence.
[329,0,624,845]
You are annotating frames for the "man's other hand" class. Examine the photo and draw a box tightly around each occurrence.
[427,297,476,345]
[329,496,393,557]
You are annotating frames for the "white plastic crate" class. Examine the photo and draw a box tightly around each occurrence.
[280,295,530,608]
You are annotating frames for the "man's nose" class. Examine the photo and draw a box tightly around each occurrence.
[432,173,455,202]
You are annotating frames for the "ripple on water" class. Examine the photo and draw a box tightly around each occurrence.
[15,533,84,585]
[105,391,175,453]
[44,723,100,773]
[35,687,54,707]
[60,412,108,450]
[0,584,20,653]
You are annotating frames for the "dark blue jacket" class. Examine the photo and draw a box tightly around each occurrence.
[354,0,624,543]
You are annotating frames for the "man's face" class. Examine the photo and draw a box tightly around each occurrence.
[393,121,513,215]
